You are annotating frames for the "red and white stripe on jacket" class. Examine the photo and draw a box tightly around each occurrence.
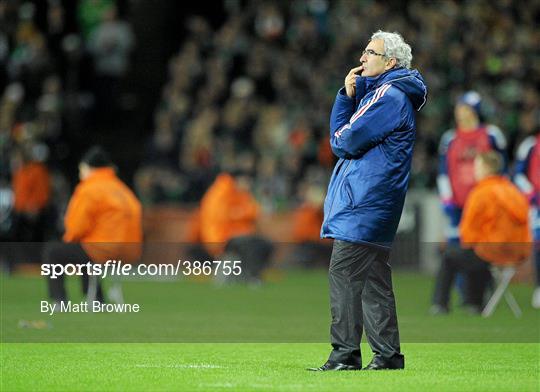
[335,83,392,138]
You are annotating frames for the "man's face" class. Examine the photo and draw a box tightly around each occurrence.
[454,104,479,131]
[359,39,391,77]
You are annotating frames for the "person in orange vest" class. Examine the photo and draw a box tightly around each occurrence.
[199,171,259,253]
[11,146,51,243]
[8,145,54,272]
[287,183,332,268]
[44,146,142,303]
[432,151,531,314]
[199,170,272,281]
[292,185,325,243]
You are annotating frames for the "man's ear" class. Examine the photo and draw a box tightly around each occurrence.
[385,58,397,70]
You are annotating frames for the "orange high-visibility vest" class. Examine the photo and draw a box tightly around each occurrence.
[460,175,532,265]
[63,168,142,262]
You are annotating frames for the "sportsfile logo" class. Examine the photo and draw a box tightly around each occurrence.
[41,260,243,279]
[42,260,140,279]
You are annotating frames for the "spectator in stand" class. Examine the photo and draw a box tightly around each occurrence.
[432,151,531,314]
[87,5,134,119]
[514,130,540,308]
[134,110,184,205]
[77,0,114,40]
[7,5,53,101]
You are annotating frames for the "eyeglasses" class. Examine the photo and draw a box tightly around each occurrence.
[362,49,386,57]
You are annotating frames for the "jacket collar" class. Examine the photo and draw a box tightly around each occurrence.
[363,67,428,111]
[364,67,403,91]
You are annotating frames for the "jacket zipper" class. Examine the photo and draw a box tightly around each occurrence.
[323,159,353,232]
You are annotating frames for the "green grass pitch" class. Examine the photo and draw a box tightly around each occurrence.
[1,271,539,391]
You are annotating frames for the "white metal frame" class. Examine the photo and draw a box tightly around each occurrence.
[482,266,522,318]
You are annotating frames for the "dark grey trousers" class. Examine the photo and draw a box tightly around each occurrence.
[327,240,403,367]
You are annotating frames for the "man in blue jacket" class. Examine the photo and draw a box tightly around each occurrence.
[309,31,427,371]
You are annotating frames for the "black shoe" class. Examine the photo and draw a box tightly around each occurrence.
[363,355,404,370]
[307,361,361,371]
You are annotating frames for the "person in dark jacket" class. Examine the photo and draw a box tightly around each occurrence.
[309,30,427,371]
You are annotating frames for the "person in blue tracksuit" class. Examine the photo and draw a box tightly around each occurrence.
[309,31,427,371]
[437,92,507,245]
[513,131,540,308]
[435,92,507,312]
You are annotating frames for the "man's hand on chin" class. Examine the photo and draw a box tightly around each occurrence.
[344,65,364,98]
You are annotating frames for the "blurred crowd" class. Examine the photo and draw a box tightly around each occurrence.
[135,0,540,209]
[1,0,134,240]
[1,0,539,236]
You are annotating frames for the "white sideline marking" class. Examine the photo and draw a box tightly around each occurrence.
[201,383,235,389]
[202,383,305,390]
[135,364,223,369]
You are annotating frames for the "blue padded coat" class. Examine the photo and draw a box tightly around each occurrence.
[321,67,428,248]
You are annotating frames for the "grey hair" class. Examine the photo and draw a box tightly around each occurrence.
[371,30,412,69]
